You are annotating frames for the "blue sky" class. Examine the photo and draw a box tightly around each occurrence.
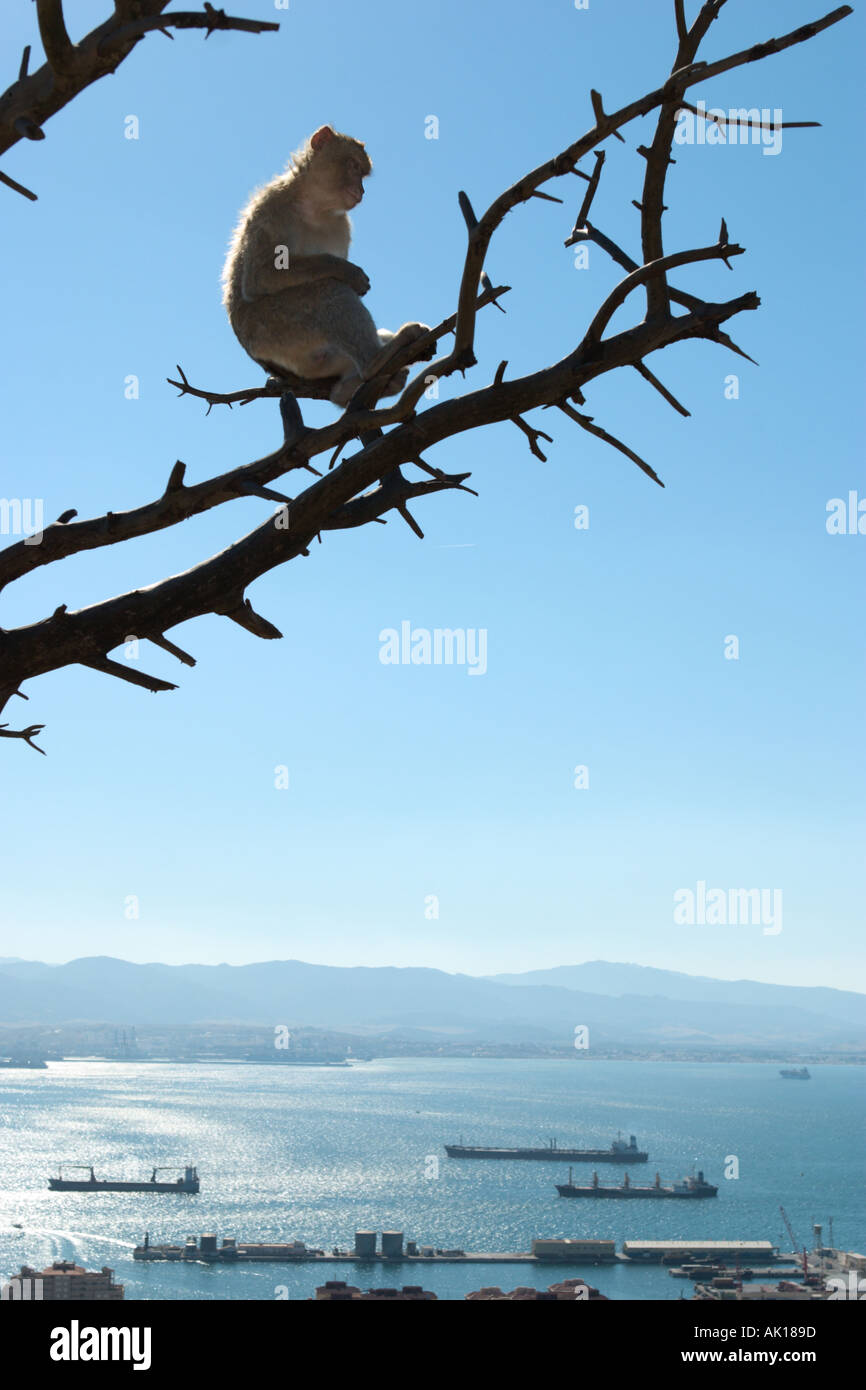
[0,0,863,987]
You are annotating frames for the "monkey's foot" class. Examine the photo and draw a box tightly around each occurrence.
[402,323,435,361]
[362,323,432,385]
[383,367,409,396]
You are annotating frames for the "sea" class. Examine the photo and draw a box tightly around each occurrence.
[0,1058,863,1301]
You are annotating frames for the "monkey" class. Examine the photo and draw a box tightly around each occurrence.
[222,126,430,407]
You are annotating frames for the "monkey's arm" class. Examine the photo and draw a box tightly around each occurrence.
[242,249,369,300]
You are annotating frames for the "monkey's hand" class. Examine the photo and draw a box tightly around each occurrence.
[343,262,371,296]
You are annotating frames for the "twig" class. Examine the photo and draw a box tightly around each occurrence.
[633,361,690,417]
[558,402,664,487]
[0,723,46,755]
[511,416,554,462]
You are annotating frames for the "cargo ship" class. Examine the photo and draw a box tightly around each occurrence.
[48,1164,200,1193]
[779,1067,810,1079]
[0,1056,47,1069]
[556,1169,718,1199]
[445,1133,648,1163]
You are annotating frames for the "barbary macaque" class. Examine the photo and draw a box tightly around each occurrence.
[222,126,430,406]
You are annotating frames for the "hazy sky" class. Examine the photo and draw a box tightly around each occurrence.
[0,0,862,987]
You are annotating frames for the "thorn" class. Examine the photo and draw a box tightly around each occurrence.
[55,509,77,524]
[458,190,479,231]
[397,505,425,540]
[590,89,626,142]
[412,457,447,481]
[0,723,46,755]
[234,478,293,505]
[218,596,283,641]
[13,116,44,142]
[633,361,691,418]
[511,415,553,462]
[279,390,304,443]
[147,633,196,668]
[165,460,186,493]
[0,169,37,201]
[82,656,178,694]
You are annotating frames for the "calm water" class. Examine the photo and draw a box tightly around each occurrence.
[0,1059,863,1301]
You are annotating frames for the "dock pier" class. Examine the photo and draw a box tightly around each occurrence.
[133,1233,801,1268]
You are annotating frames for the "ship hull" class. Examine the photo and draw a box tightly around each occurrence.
[48,1180,199,1193]
[445,1147,648,1162]
[556,1186,717,1199]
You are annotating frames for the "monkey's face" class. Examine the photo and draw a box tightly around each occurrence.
[341,152,369,209]
[323,143,371,211]
[306,128,372,212]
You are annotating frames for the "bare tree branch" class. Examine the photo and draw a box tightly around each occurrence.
[675,98,820,133]
[100,7,281,54]
[633,361,691,418]
[556,401,665,488]
[0,289,761,717]
[0,722,47,755]
[0,3,278,196]
[35,0,78,79]
[0,2,853,749]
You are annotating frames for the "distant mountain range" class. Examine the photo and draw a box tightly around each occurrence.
[0,957,863,1051]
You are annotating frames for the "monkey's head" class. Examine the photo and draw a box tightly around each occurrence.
[295,125,372,211]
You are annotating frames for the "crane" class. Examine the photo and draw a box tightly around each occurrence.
[779,1205,808,1279]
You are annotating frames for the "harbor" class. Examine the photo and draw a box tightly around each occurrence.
[131,1230,807,1268]
[4,1056,863,1305]
[128,1228,866,1303]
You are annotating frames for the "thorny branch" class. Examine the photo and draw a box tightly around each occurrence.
[0,2,853,749]
[0,3,278,197]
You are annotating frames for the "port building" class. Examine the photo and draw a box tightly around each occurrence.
[622,1240,775,1263]
[466,1280,608,1300]
[312,1281,437,1300]
[381,1232,404,1259]
[532,1238,616,1262]
[1,1261,124,1300]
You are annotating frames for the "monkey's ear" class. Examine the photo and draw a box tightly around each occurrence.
[310,126,336,151]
